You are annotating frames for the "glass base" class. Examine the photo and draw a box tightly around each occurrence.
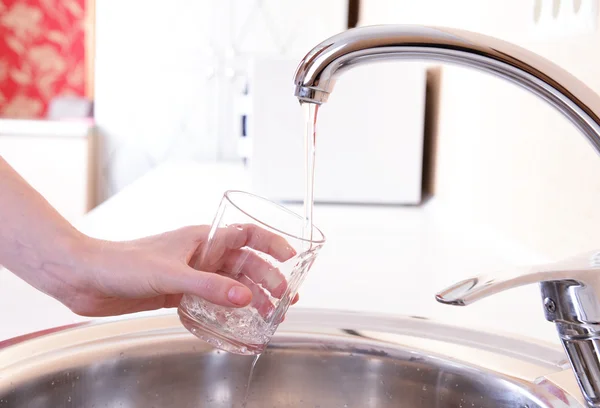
[177,307,266,356]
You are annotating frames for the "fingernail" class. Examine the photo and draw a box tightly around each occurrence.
[228,286,251,306]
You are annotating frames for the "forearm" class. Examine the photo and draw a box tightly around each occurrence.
[0,158,269,317]
[0,156,88,297]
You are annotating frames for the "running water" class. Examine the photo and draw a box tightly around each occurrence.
[301,102,318,250]
[241,102,319,407]
[241,354,262,407]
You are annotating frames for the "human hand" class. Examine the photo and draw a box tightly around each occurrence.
[45,225,299,317]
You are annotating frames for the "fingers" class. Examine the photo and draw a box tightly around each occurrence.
[155,265,253,308]
[232,275,297,320]
[202,223,297,267]
[163,294,184,308]
[239,223,297,262]
[221,249,288,298]
[236,274,276,319]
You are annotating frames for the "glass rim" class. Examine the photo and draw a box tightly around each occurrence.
[223,190,326,244]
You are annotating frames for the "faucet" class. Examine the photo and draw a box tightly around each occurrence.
[293,25,600,407]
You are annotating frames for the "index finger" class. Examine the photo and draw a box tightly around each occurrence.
[203,223,296,267]
[195,224,296,270]
[238,223,297,262]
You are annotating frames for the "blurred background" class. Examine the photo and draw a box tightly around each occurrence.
[2,0,600,340]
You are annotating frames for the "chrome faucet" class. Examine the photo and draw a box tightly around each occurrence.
[293,25,600,407]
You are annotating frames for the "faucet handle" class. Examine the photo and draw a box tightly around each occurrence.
[436,249,600,407]
[436,249,600,308]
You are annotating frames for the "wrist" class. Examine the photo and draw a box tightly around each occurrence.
[28,227,99,304]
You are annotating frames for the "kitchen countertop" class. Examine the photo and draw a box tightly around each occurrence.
[0,118,93,138]
[0,160,560,346]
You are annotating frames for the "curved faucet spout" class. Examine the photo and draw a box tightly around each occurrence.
[293,24,600,154]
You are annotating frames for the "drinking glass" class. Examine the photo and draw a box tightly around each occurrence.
[178,190,326,355]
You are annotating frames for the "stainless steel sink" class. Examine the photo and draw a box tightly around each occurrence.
[0,309,586,407]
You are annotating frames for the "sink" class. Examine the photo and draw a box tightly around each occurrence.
[0,309,585,407]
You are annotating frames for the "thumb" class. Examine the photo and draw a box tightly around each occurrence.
[156,265,253,308]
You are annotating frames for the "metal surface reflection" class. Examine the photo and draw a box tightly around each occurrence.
[0,310,585,407]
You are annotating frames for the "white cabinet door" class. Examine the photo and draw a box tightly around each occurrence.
[0,120,93,223]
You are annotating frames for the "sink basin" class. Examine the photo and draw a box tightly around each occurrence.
[0,309,585,407]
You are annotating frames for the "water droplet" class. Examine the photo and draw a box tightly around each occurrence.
[119,352,125,358]
[422,385,427,391]
[67,396,71,402]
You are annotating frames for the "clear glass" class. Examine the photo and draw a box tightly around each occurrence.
[178,190,326,355]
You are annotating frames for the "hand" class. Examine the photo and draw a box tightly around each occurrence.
[0,158,301,319]
[42,225,299,317]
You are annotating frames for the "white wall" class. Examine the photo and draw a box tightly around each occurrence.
[360,0,600,261]
[93,0,348,202]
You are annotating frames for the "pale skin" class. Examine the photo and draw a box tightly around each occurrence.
[0,156,298,318]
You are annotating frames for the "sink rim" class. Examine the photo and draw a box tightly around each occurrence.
[0,308,584,407]
[0,308,564,367]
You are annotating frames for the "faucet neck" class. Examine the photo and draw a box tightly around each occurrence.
[293,25,600,155]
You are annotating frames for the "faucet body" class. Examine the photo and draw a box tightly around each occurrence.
[293,25,600,407]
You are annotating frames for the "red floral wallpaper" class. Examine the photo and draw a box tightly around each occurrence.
[0,0,86,119]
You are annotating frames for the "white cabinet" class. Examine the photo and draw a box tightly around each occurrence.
[247,57,428,205]
[0,120,94,223]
